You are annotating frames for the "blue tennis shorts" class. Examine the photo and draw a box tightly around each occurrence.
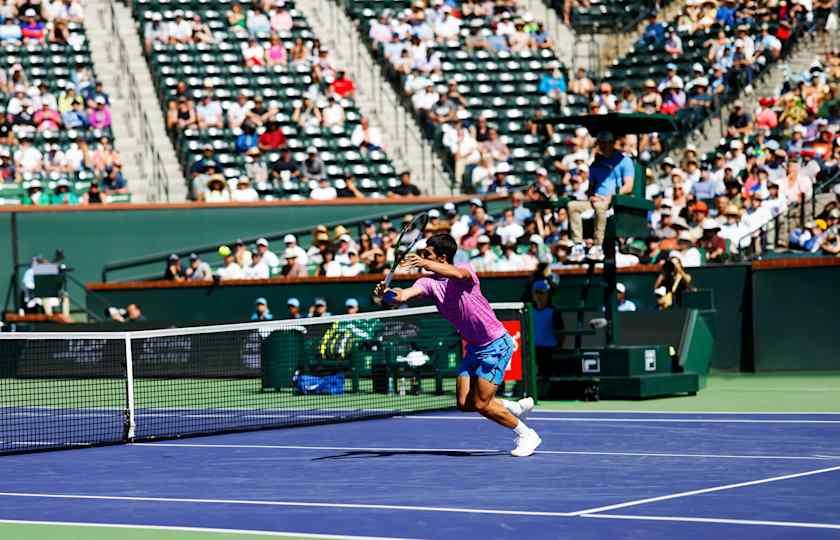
[458,333,514,386]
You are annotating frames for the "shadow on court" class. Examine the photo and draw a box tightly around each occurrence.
[312,449,506,460]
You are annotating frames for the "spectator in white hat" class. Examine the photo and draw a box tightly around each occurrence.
[616,283,636,312]
[334,234,355,265]
[250,298,273,321]
[469,234,498,272]
[246,249,270,279]
[282,234,308,265]
[523,234,550,269]
[344,297,360,314]
[280,248,307,277]
[310,177,337,201]
[308,297,331,317]
[286,298,302,319]
[231,176,259,202]
[256,238,280,269]
[341,247,366,276]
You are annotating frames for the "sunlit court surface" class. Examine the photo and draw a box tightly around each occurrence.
[2,401,840,540]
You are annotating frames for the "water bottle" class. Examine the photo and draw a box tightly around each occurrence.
[387,375,395,395]
[398,377,406,397]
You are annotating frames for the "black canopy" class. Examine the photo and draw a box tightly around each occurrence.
[537,113,678,136]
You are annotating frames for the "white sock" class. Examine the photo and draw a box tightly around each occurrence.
[501,399,522,417]
[513,420,531,436]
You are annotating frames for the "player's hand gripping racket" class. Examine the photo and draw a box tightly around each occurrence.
[374,212,429,306]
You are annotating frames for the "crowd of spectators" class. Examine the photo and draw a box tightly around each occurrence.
[367,0,553,190]
[188,140,421,202]
[646,49,840,258]
[1,0,124,205]
[147,3,418,202]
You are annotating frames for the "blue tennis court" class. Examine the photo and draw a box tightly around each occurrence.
[1,410,839,539]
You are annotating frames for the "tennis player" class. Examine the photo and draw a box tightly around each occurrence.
[375,233,542,457]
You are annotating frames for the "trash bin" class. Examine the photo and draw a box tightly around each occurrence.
[261,328,306,391]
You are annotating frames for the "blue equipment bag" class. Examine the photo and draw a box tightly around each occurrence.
[294,373,345,395]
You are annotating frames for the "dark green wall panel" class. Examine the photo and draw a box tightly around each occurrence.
[752,266,838,371]
[3,203,424,308]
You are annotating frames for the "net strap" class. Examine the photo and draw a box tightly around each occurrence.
[124,335,136,441]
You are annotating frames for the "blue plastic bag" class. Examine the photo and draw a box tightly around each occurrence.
[294,373,345,395]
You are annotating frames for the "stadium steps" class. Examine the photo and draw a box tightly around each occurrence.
[680,33,832,160]
[307,0,449,195]
[83,0,186,202]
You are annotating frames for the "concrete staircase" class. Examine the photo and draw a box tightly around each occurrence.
[83,0,186,202]
[298,0,451,195]
[680,34,831,159]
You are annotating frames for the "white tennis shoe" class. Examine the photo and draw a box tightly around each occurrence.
[511,429,542,457]
[517,397,535,419]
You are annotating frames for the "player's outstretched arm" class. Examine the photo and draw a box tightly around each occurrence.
[403,254,471,281]
[374,280,424,305]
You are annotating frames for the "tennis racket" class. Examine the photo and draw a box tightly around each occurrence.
[377,212,430,305]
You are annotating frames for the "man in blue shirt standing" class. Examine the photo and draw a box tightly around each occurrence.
[568,130,635,261]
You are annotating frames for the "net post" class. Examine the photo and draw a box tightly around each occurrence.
[524,303,539,404]
[123,333,136,441]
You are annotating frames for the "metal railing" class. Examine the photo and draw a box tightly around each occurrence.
[736,171,840,259]
[312,0,446,194]
[100,0,171,202]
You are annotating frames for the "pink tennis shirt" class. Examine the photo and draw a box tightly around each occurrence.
[413,263,507,346]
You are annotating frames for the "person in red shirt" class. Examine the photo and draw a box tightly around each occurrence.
[258,119,287,151]
[330,70,356,99]
[20,10,46,42]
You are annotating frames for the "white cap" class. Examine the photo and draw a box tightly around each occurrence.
[339,234,353,243]
[495,162,511,173]
[477,234,490,244]
[428,209,440,218]
[616,283,626,294]
[654,286,667,297]
[529,234,543,245]
[443,202,456,212]
[536,167,548,176]
[256,238,269,246]
[283,234,296,243]
[730,140,743,149]
[692,62,704,72]
[283,248,299,259]
[287,297,300,307]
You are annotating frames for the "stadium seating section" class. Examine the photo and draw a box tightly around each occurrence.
[342,0,587,190]
[132,0,402,199]
[0,26,129,205]
[563,0,663,34]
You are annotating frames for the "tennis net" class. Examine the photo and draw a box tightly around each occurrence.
[0,303,533,454]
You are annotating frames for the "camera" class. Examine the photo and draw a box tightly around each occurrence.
[106,306,126,318]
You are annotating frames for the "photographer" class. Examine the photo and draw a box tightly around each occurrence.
[654,255,693,310]
[109,303,145,323]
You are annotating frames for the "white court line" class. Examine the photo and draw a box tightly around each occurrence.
[137,443,837,461]
[0,492,573,518]
[569,465,840,516]
[532,409,840,415]
[583,514,840,531]
[0,518,419,539]
[404,416,840,424]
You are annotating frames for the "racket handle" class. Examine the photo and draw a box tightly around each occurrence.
[383,290,398,306]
